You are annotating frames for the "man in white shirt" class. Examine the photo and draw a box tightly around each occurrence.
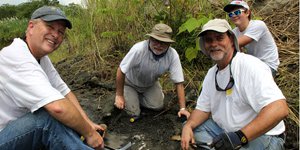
[0,6,104,149]
[181,19,288,150]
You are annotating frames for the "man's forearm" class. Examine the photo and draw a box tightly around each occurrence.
[65,92,92,123]
[116,67,125,96]
[186,109,210,129]
[44,98,94,137]
[241,99,289,141]
[176,83,186,108]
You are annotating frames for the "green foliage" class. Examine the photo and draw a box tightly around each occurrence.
[0,0,65,48]
[0,4,17,19]
[0,18,27,48]
[0,1,298,145]
[16,1,45,19]
[61,0,226,65]
[185,47,198,62]
[177,15,211,62]
[101,31,121,38]
[0,0,58,20]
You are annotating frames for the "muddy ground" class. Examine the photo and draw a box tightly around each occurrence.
[55,56,298,150]
[55,56,199,150]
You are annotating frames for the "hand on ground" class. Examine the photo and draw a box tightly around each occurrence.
[114,95,125,109]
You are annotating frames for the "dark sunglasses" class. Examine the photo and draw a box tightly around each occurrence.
[215,64,235,91]
[228,9,244,18]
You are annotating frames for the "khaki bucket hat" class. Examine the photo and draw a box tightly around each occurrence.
[146,23,175,43]
[198,19,240,56]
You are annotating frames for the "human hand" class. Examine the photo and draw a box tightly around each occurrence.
[91,122,107,132]
[85,130,104,150]
[114,95,125,109]
[181,125,195,150]
[177,108,190,119]
[211,132,243,150]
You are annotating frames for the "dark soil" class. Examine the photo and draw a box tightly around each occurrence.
[55,55,199,150]
[74,86,185,150]
[55,55,298,150]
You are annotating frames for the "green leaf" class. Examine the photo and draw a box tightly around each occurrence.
[198,17,210,26]
[184,18,200,33]
[177,25,187,35]
[177,17,201,35]
[185,47,199,62]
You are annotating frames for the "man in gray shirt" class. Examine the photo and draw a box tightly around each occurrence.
[114,23,190,119]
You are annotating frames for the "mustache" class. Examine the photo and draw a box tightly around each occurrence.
[208,47,222,52]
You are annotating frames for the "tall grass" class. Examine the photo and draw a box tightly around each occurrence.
[54,0,225,80]
[0,17,27,48]
[0,0,297,147]
[0,0,296,124]
[60,0,298,116]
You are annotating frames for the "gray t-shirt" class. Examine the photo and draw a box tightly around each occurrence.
[120,40,184,88]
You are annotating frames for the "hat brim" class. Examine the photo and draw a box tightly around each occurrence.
[224,4,243,13]
[224,4,249,12]
[198,27,229,37]
[40,15,72,29]
[146,34,175,43]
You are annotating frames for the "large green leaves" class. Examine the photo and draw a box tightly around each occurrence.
[178,15,210,62]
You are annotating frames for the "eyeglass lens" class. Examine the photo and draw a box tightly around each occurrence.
[228,9,242,18]
[150,37,169,47]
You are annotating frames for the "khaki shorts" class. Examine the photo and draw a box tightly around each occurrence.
[124,79,164,116]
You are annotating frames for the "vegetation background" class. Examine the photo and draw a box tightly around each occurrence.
[0,0,298,149]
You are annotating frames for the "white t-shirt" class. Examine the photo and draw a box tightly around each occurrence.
[0,38,70,131]
[233,20,279,71]
[120,40,184,88]
[196,52,285,135]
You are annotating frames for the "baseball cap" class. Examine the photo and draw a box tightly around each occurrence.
[31,6,72,29]
[198,19,240,56]
[146,23,175,43]
[224,0,250,12]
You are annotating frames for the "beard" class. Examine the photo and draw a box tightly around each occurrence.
[149,43,168,55]
[209,48,227,61]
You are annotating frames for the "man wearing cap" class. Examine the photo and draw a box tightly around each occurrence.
[114,23,190,119]
[224,0,280,77]
[0,6,104,149]
[181,19,288,150]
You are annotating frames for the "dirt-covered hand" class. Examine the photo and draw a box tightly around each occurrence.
[85,130,104,150]
[177,109,190,119]
[114,95,125,109]
[211,132,242,150]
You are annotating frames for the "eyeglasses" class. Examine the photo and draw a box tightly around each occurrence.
[215,64,235,91]
[150,37,170,47]
[228,9,244,18]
